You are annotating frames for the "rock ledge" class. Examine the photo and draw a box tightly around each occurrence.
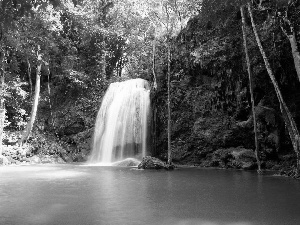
[138,156,174,170]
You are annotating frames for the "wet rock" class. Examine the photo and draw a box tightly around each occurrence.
[60,118,85,136]
[40,155,52,163]
[73,154,86,162]
[240,161,256,170]
[231,147,257,170]
[112,158,141,167]
[138,156,174,170]
[61,153,73,163]
[53,157,65,164]
[30,155,41,164]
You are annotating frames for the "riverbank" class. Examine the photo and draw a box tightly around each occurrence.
[173,151,300,179]
[1,147,299,179]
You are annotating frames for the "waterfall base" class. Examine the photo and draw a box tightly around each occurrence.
[86,158,141,167]
[111,158,141,167]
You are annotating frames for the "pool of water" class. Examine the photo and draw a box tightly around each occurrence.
[0,164,299,225]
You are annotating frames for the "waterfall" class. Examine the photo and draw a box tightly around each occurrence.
[89,79,151,164]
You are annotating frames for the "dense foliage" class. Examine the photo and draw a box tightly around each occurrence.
[0,0,300,175]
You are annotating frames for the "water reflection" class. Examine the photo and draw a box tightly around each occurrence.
[0,164,87,180]
[0,165,300,225]
[159,218,253,225]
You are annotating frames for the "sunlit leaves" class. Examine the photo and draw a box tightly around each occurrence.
[0,0,62,32]
[191,37,229,67]
[39,4,63,32]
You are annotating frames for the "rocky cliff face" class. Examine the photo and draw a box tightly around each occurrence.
[153,4,300,175]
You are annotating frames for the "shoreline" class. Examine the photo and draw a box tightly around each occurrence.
[1,152,299,179]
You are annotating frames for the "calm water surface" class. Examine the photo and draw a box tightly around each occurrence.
[0,164,300,225]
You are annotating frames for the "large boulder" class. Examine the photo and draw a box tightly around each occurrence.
[138,156,174,170]
[231,147,257,170]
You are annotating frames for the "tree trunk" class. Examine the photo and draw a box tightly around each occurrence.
[279,5,300,83]
[118,57,123,77]
[167,41,172,164]
[241,6,261,172]
[0,24,5,155]
[287,31,300,82]
[102,50,107,79]
[0,55,4,155]
[152,38,157,89]
[19,54,42,145]
[27,58,33,97]
[248,3,300,175]
[0,49,5,109]
[46,61,53,127]
[0,108,4,155]
[152,97,157,157]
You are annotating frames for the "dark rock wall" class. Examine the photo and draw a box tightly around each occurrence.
[153,3,300,172]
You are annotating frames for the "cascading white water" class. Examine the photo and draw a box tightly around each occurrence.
[89,79,151,164]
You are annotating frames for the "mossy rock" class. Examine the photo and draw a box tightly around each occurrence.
[138,156,174,170]
[230,147,257,170]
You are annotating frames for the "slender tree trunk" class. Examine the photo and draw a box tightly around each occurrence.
[163,2,172,165]
[0,107,4,155]
[27,58,33,97]
[102,50,107,79]
[279,8,300,82]
[0,75,4,108]
[0,49,5,109]
[248,3,300,175]
[152,33,158,157]
[287,31,300,82]
[241,6,261,173]
[152,98,157,157]
[19,51,43,145]
[0,51,5,155]
[0,23,4,155]
[167,41,172,164]
[46,61,53,127]
[118,57,123,77]
[0,23,5,155]
[152,38,157,89]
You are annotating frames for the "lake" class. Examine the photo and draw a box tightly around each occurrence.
[0,164,299,225]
